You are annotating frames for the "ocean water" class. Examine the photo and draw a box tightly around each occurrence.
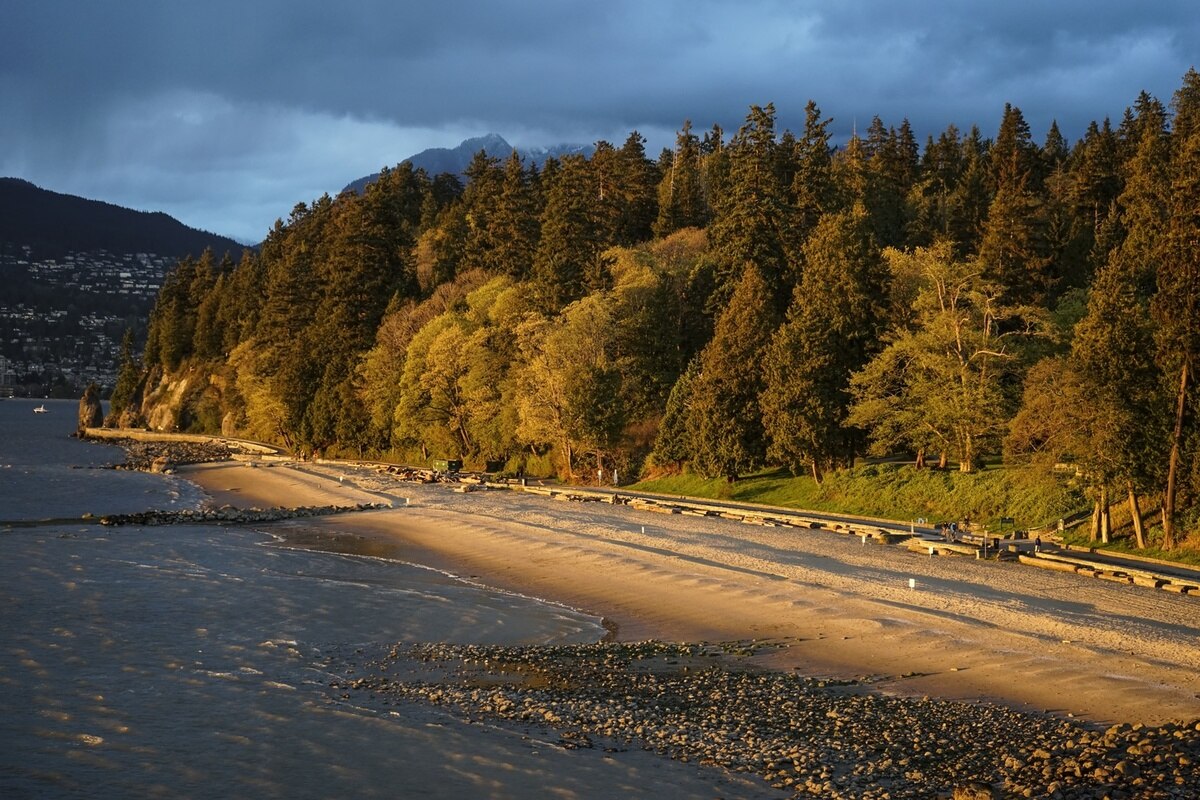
[1,400,762,798]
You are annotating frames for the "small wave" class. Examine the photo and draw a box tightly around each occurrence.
[259,639,299,649]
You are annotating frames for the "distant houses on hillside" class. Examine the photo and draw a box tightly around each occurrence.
[0,245,174,396]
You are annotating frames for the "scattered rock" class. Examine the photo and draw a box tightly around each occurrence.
[324,641,1200,799]
[97,502,390,527]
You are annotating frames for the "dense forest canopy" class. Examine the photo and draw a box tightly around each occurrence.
[123,69,1200,549]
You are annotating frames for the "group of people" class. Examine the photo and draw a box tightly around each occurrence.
[938,520,1044,552]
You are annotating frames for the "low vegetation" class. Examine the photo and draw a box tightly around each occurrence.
[635,462,1086,534]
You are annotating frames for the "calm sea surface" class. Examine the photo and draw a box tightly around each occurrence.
[0,399,627,798]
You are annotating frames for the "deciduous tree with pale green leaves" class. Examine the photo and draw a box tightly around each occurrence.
[849,243,1051,473]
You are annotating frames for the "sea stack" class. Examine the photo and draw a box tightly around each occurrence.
[78,383,104,432]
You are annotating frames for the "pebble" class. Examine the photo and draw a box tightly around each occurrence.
[327,640,1200,799]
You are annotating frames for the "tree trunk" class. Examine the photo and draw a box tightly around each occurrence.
[457,419,473,457]
[1128,486,1146,549]
[959,434,974,473]
[1163,361,1188,550]
[1090,499,1101,542]
[938,451,948,469]
[914,449,926,469]
[1099,484,1110,544]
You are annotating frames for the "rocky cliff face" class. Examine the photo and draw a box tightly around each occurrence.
[136,367,239,437]
[141,373,192,432]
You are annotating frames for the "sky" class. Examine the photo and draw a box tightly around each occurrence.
[2,1,1197,244]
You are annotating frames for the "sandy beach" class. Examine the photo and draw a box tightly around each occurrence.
[181,460,1200,729]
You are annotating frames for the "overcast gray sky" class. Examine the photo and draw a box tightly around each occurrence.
[2,1,1197,243]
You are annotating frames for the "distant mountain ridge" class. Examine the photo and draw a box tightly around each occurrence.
[0,178,243,258]
[342,134,594,195]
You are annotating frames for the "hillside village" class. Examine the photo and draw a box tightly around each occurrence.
[0,243,174,396]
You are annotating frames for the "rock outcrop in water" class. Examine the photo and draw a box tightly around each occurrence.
[77,384,104,431]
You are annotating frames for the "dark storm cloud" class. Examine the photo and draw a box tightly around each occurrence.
[2,1,1197,242]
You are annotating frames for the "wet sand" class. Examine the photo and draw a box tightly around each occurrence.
[181,460,1200,728]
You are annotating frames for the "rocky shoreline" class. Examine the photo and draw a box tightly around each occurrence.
[94,502,390,527]
[82,434,236,472]
[329,640,1200,800]
[78,434,391,525]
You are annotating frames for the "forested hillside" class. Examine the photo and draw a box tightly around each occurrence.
[120,69,1200,550]
[0,178,243,256]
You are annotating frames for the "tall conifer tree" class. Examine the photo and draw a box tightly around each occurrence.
[531,155,601,311]
[654,120,708,236]
[761,205,887,479]
[706,105,791,311]
[686,266,778,480]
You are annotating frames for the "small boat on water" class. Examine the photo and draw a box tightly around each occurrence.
[33,404,48,414]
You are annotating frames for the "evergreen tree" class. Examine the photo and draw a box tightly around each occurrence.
[685,266,778,480]
[989,103,1040,192]
[488,152,540,279]
[945,127,991,256]
[254,197,333,449]
[192,272,226,361]
[216,249,265,355]
[654,120,708,236]
[1070,120,1122,246]
[458,150,506,273]
[761,205,888,479]
[1153,69,1200,546]
[108,328,142,423]
[144,253,201,371]
[531,154,601,311]
[908,124,965,247]
[1040,120,1070,179]
[864,117,918,248]
[977,106,1054,304]
[613,131,659,245]
[649,357,699,470]
[590,140,623,247]
[788,100,836,249]
[414,202,468,291]
[706,104,792,311]
[978,176,1055,304]
[831,133,872,213]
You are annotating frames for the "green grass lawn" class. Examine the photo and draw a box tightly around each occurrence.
[632,462,1087,532]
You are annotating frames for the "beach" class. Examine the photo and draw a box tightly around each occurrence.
[183,459,1200,727]
[175,458,1200,797]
